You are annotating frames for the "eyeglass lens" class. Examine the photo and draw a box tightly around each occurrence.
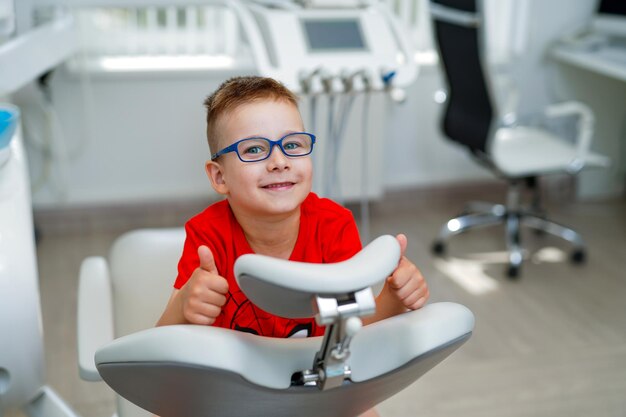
[237,133,313,161]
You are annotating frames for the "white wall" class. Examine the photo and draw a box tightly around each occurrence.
[15,0,599,209]
[18,70,235,207]
[21,62,468,209]
[383,63,492,190]
[17,65,389,208]
[504,0,597,115]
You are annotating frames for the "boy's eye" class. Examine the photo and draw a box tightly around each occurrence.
[243,146,264,154]
[283,141,302,150]
[240,140,269,156]
[282,135,310,154]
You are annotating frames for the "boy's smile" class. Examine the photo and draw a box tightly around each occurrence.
[262,181,295,191]
[206,99,313,219]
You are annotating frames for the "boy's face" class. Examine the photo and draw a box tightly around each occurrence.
[206,99,313,219]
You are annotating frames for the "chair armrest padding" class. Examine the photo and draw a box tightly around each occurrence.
[544,101,597,170]
[78,256,114,381]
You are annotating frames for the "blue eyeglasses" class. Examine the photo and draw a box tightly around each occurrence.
[211,132,316,162]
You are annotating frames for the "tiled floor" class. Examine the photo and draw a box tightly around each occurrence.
[8,183,626,417]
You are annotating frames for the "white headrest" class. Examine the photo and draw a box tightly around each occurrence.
[234,235,400,318]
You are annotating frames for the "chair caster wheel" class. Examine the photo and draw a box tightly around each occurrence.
[432,241,446,255]
[507,265,520,279]
[571,249,586,264]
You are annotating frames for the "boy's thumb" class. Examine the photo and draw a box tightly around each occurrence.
[396,234,408,258]
[198,245,218,273]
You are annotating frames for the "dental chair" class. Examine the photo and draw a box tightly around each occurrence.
[429,0,610,278]
[78,228,475,417]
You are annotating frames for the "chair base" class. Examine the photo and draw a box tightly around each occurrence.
[432,181,586,279]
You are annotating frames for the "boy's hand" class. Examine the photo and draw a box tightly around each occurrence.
[179,246,229,325]
[386,234,429,310]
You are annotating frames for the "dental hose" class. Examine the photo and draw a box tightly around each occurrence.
[324,94,336,198]
[329,93,356,203]
[360,92,371,244]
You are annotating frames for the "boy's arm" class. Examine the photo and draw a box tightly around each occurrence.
[362,285,407,325]
[156,289,186,326]
[363,234,430,325]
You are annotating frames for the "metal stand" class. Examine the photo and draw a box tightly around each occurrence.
[432,179,586,278]
[291,288,376,390]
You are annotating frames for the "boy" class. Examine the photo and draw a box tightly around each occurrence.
[156,76,429,413]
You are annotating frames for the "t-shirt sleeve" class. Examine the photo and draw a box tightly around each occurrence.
[174,222,200,289]
[323,210,363,263]
[174,220,220,289]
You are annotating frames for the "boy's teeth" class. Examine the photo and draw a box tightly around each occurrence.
[266,182,290,188]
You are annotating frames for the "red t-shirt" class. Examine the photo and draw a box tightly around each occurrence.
[174,192,362,338]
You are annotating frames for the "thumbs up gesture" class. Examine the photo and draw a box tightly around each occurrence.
[386,234,429,310]
[179,246,229,325]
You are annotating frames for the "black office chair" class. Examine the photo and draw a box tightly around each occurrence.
[429,0,609,278]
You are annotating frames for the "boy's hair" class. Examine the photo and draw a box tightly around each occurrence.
[203,76,299,155]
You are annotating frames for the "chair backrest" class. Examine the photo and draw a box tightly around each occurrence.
[431,0,494,153]
[108,228,185,338]
[106,228,186,417]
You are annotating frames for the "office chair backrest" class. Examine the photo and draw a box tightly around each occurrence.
[431,0,493,153]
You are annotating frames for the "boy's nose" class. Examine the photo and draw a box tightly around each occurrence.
[266,145,290,170]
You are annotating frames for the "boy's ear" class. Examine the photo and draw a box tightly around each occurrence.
[205,160,229,195]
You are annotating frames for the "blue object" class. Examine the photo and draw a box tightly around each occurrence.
[0,104,20,150]
[211,132,316,162]
[381,70,397,86]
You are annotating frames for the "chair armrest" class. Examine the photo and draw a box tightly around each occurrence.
[491,70,520,126]
[77,256,114,381]
[544,101,595,172]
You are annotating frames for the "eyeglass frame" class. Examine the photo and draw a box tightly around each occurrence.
[210,132,316,163]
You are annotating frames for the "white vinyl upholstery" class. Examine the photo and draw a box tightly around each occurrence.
[491,100,610,178]
[235,235,400,318]
[95,302,473,387]
[78,228,186,417]
[492,125,610,177]
[108,229,184,337]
